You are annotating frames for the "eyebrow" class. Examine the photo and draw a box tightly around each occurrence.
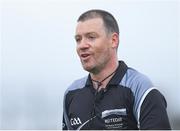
[75,32,98,38]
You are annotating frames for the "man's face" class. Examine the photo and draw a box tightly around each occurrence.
[75,18,113,73]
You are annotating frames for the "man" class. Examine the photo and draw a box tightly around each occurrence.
[62,9,171,130]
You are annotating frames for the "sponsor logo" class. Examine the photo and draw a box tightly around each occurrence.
[70,117,82,126]
[104,117,125,129]
[102,108,127,118]
[105,117,122,124]
[102,108,127,129]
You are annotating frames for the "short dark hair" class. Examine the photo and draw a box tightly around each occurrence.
[77,9,119,35]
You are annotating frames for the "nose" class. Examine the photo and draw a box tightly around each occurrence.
[77,38,90,51]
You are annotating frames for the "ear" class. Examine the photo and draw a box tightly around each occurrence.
[111,33,119,49]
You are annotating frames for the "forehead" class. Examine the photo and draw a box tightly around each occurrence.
[75,18,105,35]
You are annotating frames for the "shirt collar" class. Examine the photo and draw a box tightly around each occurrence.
[85,61,128,87]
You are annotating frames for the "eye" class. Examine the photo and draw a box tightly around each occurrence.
[87,35,96,40]
[89,36,95,39]
[75,36,81,43]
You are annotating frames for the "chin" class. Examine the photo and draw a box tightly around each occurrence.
[82,63,93,72]
[81,60,96,72]
[82,65,92,72]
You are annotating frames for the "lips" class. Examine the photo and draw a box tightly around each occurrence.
[81,54,90,57]
[80,53,91,60]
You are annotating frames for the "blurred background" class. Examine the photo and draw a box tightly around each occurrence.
[0,0,180,129]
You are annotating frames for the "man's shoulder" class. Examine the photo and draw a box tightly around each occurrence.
[120,67,156,121]
[120,67,154,91]
[120,67,155,106]
[65,76,88,94]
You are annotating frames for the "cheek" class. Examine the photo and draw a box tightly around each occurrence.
[95,39,111,53]
[94,44,109,55]
[76,47,80,56]
[94,45,111,62]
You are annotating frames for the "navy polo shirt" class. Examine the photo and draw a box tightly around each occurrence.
[62,61,171,130]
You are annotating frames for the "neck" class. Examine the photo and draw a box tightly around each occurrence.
[90,60,119,90]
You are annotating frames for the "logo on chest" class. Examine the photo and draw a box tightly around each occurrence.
[102,108,127,129]
[70,117,82,126]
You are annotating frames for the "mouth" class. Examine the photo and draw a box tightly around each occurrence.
[80,53,91,60]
